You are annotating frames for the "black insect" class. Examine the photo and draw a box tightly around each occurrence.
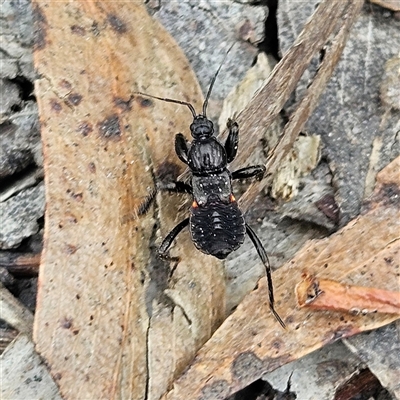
[136,49,285,328]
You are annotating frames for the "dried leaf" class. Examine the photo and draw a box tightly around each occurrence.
[32,1,224,399]
[296,274,400,315]
[343,321,400,399]
[369,0,400,11]
[0,283,34,337]
[164,157,400,399]
[218,54,322,202]
[236,0,364,212]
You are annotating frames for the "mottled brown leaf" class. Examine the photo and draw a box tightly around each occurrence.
[32,1,224,399]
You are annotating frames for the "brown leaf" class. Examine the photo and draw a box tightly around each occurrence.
[296,274,400,315]
[164,157,400,399]
[32,1,224,399]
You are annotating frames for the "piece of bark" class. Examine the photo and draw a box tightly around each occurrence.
[163,157,399,400]
[380,54,400,111]
[296,274,400,315]
[218,52,322,203]
[263,341,374,400]
[0,183,45,249]
[151,1,266,123]
[32,2,224,399]
[334,368,389,400]
[0,327,19,355]
[0,168,44,203]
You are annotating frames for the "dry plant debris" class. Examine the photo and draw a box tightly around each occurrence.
[369,0,400,12]
[296,273,400,315]
[233,0,365,212]
[1,334,62,399]
[26,0,399,398]
[163,157,400,400]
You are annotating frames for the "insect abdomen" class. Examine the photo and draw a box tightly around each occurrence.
[189,200,245,259]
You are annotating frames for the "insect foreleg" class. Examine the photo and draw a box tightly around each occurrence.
[175,133,189,164]
[245,223,286,328]
[159,181,192,194]
[231,165,265,181]
[225,118,239,163]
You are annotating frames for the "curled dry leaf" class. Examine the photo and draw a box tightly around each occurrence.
[369,0,400,12]
[296,273,400,315]
[32,1,224,399]
[164,157,399,400]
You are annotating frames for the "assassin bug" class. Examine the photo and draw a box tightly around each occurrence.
[136,47,285,328]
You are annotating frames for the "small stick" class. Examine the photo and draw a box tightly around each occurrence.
[0,253,41,277]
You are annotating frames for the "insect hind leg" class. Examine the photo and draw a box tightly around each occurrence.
[158,217,190,277]
[158,217,190,259]
[245,223,286,329]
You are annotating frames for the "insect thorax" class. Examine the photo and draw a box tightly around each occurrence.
[188,137,227,174]
[191,171,232,206]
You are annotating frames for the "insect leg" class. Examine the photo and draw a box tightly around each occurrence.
[138,186,158,215]
[245,223,286,328]
[160,181,192,194]
[225,118,239,163]
[175,133,189,164]
[231,165,265,181]
[138,181,192,215]
[158,217,190,258]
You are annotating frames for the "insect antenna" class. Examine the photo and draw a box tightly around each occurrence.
[135,92,197,118]
[202,43,235,117]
